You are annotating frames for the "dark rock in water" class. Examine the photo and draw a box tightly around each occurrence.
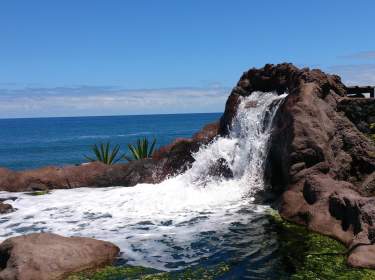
[207,158,233,178]
[0,203,13,214]
[0,233,119,280]
[220,63,375,268]
[0,197,17,203]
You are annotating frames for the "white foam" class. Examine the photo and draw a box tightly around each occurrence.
[0,92,286,270]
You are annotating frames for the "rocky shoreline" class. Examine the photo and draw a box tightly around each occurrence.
[0,63,375,278]
[220,63,375,268]
[0,122,219,193]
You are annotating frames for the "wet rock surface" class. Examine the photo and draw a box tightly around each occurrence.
[220,63,375,268]
[0,203,13,214]
[0,233,119,280]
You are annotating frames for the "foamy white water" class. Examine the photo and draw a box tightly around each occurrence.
[0,92,285,270]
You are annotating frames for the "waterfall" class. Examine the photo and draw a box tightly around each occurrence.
[185,91,286,193]
[0,91,286,270]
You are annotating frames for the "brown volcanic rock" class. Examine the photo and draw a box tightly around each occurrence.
[0,161,161,192]
[0,233,119,280]
[219,63,346,135]
[152,121,220,176]
[220,63,375,268]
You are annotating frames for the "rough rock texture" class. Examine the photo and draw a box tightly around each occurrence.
[153,121,220,175]
[0,161,159,192]
[338,98,375,134]
[0,233,119,280]
[219,63,375,268]
[0,203,13,214]
[0,121,219,192]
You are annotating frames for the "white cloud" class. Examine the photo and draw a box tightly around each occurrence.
[338,51,375,60]
[327,64,375,85]
[0,86,230,118]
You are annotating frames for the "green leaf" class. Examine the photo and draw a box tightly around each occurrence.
[148,138,156,157]
[84,142,125,165]
[125,137,157,161]
[100,143,106,163]
[93,144,102,162]
[84,155,95,162]
[128,143,140,160]
[108,144,120,164]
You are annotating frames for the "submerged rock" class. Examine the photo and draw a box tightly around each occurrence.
[0,233,119,280]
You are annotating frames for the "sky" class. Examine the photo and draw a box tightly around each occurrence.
[1,0,375,118]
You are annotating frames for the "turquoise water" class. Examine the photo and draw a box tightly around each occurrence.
[0,113,221,170]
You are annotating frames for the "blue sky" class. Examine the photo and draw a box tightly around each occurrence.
[1,0,375,118]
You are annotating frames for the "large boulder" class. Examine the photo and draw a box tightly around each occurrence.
[220,63,375,268]
[0,233,119,280]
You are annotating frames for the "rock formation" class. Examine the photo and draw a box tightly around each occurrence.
[0,233,119,280]
[219,63,375,268]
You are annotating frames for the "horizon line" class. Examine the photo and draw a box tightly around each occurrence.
[0,111,223,121]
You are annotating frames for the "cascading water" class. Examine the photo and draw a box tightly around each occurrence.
[0,92,286,273]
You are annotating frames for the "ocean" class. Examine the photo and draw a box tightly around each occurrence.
[0,113,221,171]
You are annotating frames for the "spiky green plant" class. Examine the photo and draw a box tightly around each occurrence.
[84,142,125,165]
[125,137,156,161]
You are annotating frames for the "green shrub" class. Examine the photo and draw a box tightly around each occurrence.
[125,137,156,161]
[84,142,125,165]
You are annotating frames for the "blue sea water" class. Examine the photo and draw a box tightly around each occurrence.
[0,113,221,170]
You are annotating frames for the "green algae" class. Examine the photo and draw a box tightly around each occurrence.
[66,262,230,280]
[368,123,375,143]
[66,266,157,280]
[26,190,50,196]
[368,134,375,143]
[268,210,375,280]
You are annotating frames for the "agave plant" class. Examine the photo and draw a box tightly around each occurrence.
[125,137,156,161]
[84,142,125,165]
